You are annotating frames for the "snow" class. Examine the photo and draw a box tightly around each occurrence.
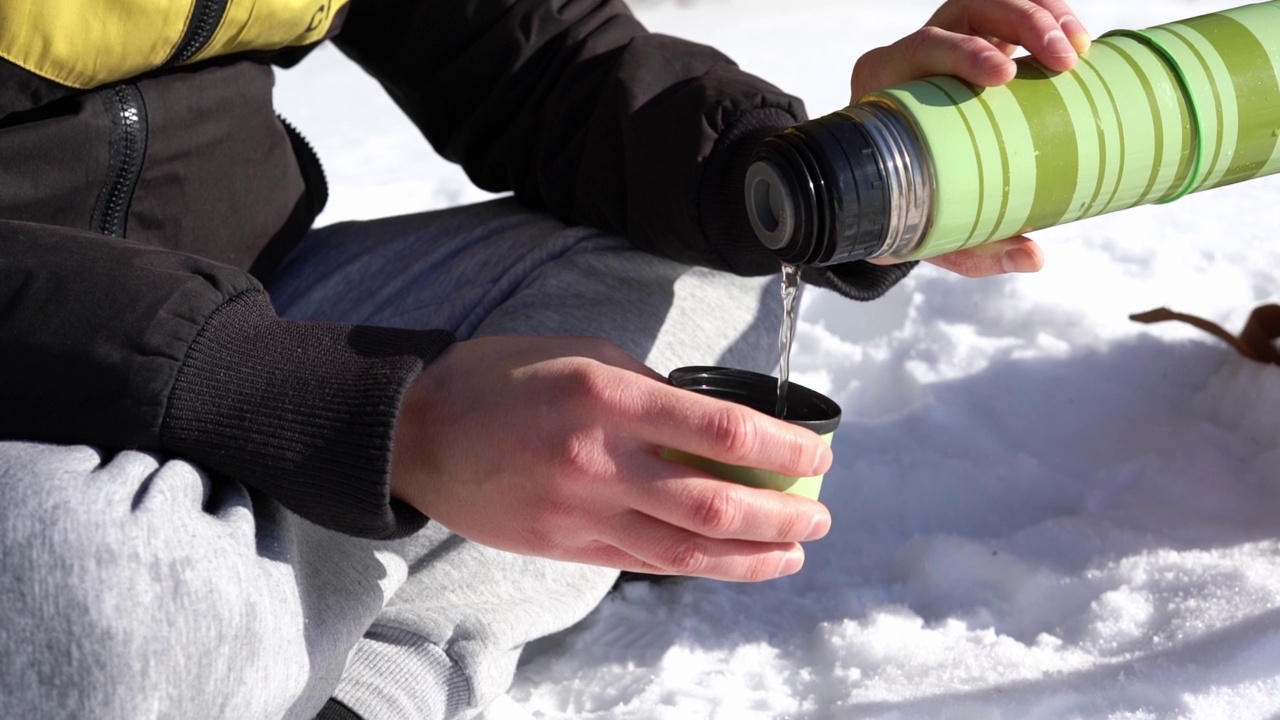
[273,1,1280,717]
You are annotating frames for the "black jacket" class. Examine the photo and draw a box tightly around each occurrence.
[0,0,912,539]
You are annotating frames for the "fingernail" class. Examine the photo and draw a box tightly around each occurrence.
[1061,15,1092,52]
[777,548,805,578]
[811,445,833,477]
[1045,29,1075,58]
[803,513,830,542]
[978,51,1011,76]
[1001,248,1039,274]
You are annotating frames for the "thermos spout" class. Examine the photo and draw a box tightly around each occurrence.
[744,160,795,252]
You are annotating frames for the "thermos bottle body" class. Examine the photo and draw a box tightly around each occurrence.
[747,1,1280,267]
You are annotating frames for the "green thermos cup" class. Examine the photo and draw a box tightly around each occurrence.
[746,1,1280,266]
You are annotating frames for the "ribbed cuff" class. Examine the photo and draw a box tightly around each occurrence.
[160,291,455,539]
[333,624,472,720]
[808,260,919,302]
[698,106,801,276]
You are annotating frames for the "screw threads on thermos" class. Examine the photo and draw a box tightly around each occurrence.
[748,1,1280,267]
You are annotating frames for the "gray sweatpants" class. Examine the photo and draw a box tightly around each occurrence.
[0,198,783,719]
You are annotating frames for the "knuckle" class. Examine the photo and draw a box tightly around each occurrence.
[708,406,756,464]
[553,428,612,479]
[783,434,815,476]
[689,487,743,536]
[563,358,609,401]
[852,47,887,80]
[663,538,710,576]
[928,252,988,278]
[903,26,945,60]
[775,506,811,543]
[741,553,778,583]
[565,358,641,418]
[1014,0,1057,31]
[957,34,996,56]
[1044,0,1076,20]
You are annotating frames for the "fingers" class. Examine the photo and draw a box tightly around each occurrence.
[548,359,832,478]
[621,452,832,544]
[852,0,1092,100]
[868,237,1044,277]
[929,236,1045,277]
[929,0,1091,71]
[631,381,833,479]
[922,236,1045,278]
[588,512,809,582]
[854,28,1019,97]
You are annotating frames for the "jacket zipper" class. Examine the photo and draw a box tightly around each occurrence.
[167,0,229,66]
[90,84,148,238]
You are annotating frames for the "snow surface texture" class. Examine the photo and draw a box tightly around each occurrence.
[274,1,1280,717]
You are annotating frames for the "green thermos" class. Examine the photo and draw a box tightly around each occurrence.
[746,1,1280,266]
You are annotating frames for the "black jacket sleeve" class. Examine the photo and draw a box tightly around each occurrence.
[0,220,453,539]
[333,0,913,294]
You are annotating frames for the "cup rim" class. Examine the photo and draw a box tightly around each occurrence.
[669,365,842,435]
